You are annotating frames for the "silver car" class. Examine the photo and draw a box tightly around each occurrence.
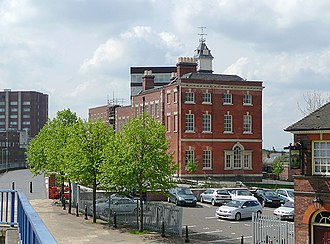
[200,188,231,206]
[92,195,138,217]
[273,201,294,220]
[276,189,294,202]
[215,199,262,221]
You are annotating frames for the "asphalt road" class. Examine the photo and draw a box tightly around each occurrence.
[182,202,274,243]
[0,168,47,200]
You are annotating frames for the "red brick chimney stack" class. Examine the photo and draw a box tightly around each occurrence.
[142,70,155,91]
[176,57,197,77]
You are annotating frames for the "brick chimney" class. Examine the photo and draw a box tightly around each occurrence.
[176,57,197,77]
[142,70,155,91]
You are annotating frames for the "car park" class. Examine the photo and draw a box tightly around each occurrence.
[200,188,231,206]
[168,187,197,207]
[215,199,262,221]
[254,189,286,207]
[276,188,294,202]
[273,201,294,220]
[229,189,258,201]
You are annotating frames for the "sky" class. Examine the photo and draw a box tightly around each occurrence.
[1,0,330,151]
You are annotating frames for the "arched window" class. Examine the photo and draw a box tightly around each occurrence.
[233,146,242,168]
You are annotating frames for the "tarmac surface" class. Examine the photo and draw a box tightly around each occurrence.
[1,169,193,244]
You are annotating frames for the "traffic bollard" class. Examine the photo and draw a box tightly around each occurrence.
[241,235,244,244]
[113,212,117,228]
[84,205,88,220]
[161,221,165,237]
[185,225,189,243]
[12,182,14,190]
[29,181,32,193]
[76,203,79,217]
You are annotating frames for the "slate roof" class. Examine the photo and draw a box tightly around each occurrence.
[285,102,330,131]
[181,73,245,82]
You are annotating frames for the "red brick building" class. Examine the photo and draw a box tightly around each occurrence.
[285,103,330,243]
[116,40,264,181]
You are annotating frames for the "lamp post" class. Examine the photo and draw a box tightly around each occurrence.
[312,195,323,210]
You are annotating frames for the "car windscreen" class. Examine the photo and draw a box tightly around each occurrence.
[226,200,244,207]
[264,191,278,197]
[283,201,294,208]
[216,190,230,195]
[237,190,252,196]
[287,191,294,198]
[178,188,193,195]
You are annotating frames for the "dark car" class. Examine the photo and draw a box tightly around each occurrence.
[254,189,285,207]
[168,187,197,207]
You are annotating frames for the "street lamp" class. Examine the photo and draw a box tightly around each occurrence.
[312,195,323,210]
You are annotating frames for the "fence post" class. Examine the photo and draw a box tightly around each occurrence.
[11,182,14,190]
[241,235,244,244]
[113,212,117,228]
[84,205,88,220]
[76,203,79,217]
[29,182,32,193]
[161,221,165,237]
[185,225,189,243]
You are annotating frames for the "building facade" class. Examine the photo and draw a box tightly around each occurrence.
[285,103,330,244]
[116,40,264,181]
[0,89,48,166]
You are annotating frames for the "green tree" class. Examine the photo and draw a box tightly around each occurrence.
[65,119,114,223]
[272,156,285,183]
[185,159,198,180]
[101,114,176,232]
[27,109,78,211]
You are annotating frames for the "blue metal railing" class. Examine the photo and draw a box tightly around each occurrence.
[0,190,57,243]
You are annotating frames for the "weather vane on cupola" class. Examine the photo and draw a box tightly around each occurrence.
[198,26,207,43]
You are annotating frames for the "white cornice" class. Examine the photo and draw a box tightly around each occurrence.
[180,83,264,91]
[289,130,330,135]
[181,138,262,143]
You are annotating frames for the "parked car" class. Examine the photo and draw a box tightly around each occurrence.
[91,195,138,217]
[276,189,294,202]
[168,187,197,207]
[273,201,294,220]
[200,188,231,206]
[254,189,286,207]
[229,189,258,201]
[215,199,262,221]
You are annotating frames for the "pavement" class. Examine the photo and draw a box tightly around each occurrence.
[0,169,190,244]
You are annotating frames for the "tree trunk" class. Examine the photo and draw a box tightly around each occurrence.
[68,179,72,214]
[93,175,97,223]
[139,194,144,232]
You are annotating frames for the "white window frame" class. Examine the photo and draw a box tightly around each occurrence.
[313,141,330,176]
[185,150,194,168]
[243,114,252,133]
[223,92,232,104]
[202,114,212,132]
[174,114,178,132]
[185,91,195,103]
[224,143,252,170]
[203,150,212,169]
[224,114,232,133]
[166,115,171,132]
[185,113,194,132]
[202,92,212,104]
[243,93,252,105]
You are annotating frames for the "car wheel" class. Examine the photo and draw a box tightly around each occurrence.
[175,199,179,206]
[211,199,216,206]
[235,212,241,221]
[200,197,204,203]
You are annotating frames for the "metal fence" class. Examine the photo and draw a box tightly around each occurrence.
[252,213,294,244]
[77,185,183,236]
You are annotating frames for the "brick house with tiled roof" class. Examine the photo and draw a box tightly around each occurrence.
[285,102,330,243]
